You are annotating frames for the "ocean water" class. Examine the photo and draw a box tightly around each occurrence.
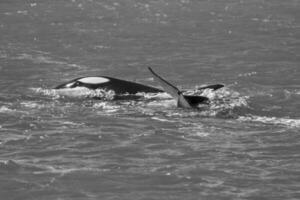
[0,0,299,199]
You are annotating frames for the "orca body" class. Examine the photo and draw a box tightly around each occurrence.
[55,76,163,95]
[54,71,224,105]
[148,67,223,108]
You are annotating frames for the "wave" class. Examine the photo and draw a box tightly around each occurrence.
[238,115,300,128]
[0,160,21,171]
[0,159,103,176]
[93,102,121,114]
[32,86,249,119]
[0,106,27,114]
[34,85,299,130]
[33,166,108,175]
[0,106,15,113]
[20,101,47,109]
[12,53,86,69]
[178,122,210,137]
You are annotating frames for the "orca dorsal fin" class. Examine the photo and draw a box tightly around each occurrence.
[148,67,192,108]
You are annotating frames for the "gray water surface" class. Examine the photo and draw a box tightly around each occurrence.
[0,1,299,200]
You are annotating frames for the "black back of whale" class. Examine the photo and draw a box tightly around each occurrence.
[55,76,164,94]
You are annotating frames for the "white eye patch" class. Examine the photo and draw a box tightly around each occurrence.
[78,77,110,84]
[66,82,75,88]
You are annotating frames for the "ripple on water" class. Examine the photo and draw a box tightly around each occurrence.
[13,53,86,69]
[30,84,299,133]
[238,115,300,128]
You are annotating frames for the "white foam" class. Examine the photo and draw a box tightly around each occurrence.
[20,102,44,109]
[0,106,26,114]
[33,87,115,100]
[93,102,120,113]
[0,106,13,113]
[78,77,109,84]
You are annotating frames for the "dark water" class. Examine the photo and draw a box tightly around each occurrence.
[0,0,299,199]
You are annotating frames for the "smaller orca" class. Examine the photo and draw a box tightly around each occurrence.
[55,76,163,97]
[148,67,223,108]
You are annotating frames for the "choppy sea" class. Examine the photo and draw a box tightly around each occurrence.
[0,0,299,199]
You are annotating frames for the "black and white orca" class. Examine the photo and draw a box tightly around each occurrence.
[55,76,163,94]
[55,70,224,106]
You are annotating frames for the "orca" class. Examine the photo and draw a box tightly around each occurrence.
[148,67,223,108]
[54,76,163,97]
[54,71,224,104]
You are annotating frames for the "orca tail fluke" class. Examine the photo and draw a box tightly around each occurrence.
[148,67,192,108]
